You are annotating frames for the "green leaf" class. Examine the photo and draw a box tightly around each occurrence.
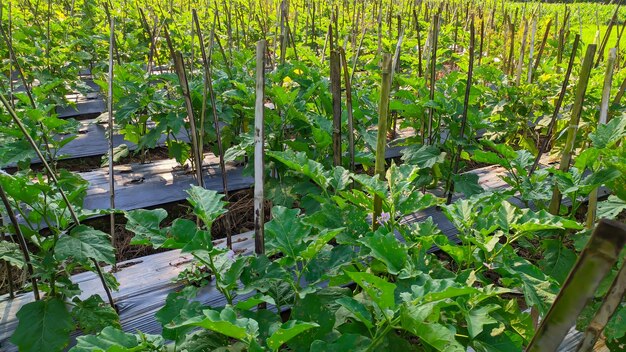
[265,206,312,259]
[336,297,374,329]
[401,144,446,169]
[56,225,115,264]
[100,144,129,167]
[400,303,465,352]
[71,295,121,334]
[452,173,484,197]
[465,304,500,339]
[538,239,577,284]
[125,208,168,248]
[172,306,257,342]
[267,321,319,351]
[12,298,74,352]
[345,271,396,310]
[472,331,523,352]
[300,228,344,260]
[589,115,626,149]
[598,195,626,219]
[268,150,330,189]
[186,186,227,228]
[70,326,163,352]
[0,240,25,268]
[359,229,407,275]
[155,287,203,342]
[351,174,388,199]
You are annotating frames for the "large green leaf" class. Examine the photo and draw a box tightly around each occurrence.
[401,144,446,168]
[71,295,120,334]
[336,297,374,329]
[589,115,626,149]
[465,304,500,339]
[12,298,74,352]
[300,228,344,260]
[359,229,407,275]
[155,287,203,342]
[0,240,25,268]
[538,239,577,284]
[70,326,164,352]
[125,208,168,248]
[186,186,227,228]
[401,303,465,352]
[598,195,626,219]
[265,206,311,259]
[55,225,115,264]
[345,271,396,310]
[267,321,319,351]
[172,306,257,342]
[268,150,330,189]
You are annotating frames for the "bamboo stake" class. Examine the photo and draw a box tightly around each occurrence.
[107,16,116,270]
[531,19,552,83]
[0,94,115,308]
[586,48,616,229]
[515,18,529,86]
[254,40,266,255]
[595,4,620,67]
[527,17,537,83]
[426,14,439,144]
[526,219,626,352]
[549,44,597,215]
[330,39,342,167]
[340,47,355,173]
[373,54,392,232]
[0,183,39,300]
[577,260,626,352]
[446,18,475,205]
[529,35,580,177]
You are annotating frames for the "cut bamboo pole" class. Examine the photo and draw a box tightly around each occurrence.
[526,219,626,352]
[340,48,355,172]
[0,183,39,300]
[529,35,580,177]
[0,94,115,308]
[515,18,529,86]
[527,17,537,83]
[330,28,342,167]
[549,44,597,215]
[531,19,552,84]
[373,54,392,232]
[586,48,616,229]
[107,16,116,269]
[595,4,619,67]
[173,51,204,189]
[577,260,626,352]
[426,14,439,144]
[254,40,266,255]
[446,18,475,205]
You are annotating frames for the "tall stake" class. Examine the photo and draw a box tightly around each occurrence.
[340,48,355,172]
[254,40,266,255]
[426,14,439,144]
[586,48,616,229]
[107,16,116,269]
[330,27,342,167]
[526,219,626,352]
[549,44,597,215]
[515,18,529,85]
[0,94,115,308]
[446,18,475,205]
[529,35,580,176]
[373,54,392,231]
[0,182,39,300]
[527,17,537,83]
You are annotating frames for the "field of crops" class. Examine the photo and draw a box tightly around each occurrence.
[1,0,626,351]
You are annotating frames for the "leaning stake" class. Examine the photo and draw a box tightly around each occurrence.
[373,54,392,231]
[107,16,116,269]
[526,219,626,352]
[254,40,266,255]
[549,44,597,215]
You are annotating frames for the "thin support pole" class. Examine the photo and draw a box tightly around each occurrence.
[254,40,266,255]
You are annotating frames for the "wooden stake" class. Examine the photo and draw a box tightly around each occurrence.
[373,54,392,231]
[254,40,266,255]
[586,48,616,229]
[340,48,355,172]
[107,16,116,270]
[531,19,552,83]
[529,35,580,177]
[526,219,626,352]
[446,18,475,205]
[549,44,597,215]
